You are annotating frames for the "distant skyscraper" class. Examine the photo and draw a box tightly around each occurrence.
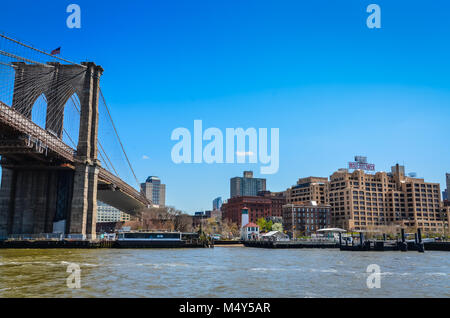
[141,176,166,207]
[213,197,223,210]
[445,173,450,201]
[230,171,266,198]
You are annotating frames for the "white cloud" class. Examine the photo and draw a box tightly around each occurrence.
[236,151,254,157]
[142,155,150,160]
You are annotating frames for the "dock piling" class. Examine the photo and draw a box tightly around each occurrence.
[400,229,408,252]
[417,228,425,253]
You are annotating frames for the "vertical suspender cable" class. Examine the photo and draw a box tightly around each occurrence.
[99,89,140,189]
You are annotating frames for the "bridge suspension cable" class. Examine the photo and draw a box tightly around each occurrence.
[0,56,86,154]
[68,94,119,177]
[99,89,141,189]
[0,33,86,68]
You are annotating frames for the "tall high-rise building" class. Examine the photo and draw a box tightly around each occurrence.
[212,197,223,210]
[446,173,450,201]
[230,171,266,198]
[285,161,448,234]
[141,176,166,207]
[328,163,445,233]
[97,201,130,223]
[286,177,329,205]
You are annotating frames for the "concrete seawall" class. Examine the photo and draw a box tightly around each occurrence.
[0,240,209,249]
[244,240,450,251]
[244,241,339,249]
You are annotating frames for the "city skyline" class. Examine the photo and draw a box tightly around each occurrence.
[0,0,449,212]
[203,161,449,210]
[0,0,449,303]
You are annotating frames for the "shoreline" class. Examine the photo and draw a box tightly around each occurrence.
[0,240,449,251]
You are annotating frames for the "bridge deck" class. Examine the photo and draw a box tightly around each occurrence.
[0,101,75,160]
[0,101,150,211]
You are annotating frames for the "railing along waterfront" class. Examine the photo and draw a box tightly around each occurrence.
[3,233,116,242]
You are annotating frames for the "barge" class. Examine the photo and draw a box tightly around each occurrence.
[0,231,211,249]
[115,231,208,248]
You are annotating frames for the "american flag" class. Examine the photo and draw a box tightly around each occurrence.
[51,47,61,55]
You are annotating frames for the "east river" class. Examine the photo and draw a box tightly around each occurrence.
[0,247,448,297]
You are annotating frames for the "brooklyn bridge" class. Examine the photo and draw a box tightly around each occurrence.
[0,34,151,239]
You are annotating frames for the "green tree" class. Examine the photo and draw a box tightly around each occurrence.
[256,218,266,232]
[256,218,273,232]
[272,223,283,232]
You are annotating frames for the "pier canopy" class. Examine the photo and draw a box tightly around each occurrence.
[316,228,346,233]
[261,231,290,241]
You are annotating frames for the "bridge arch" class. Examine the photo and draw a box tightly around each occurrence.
[30,93,48,129]
[11,65,55,119]
[11,63,86,141]
[61,93,81,148]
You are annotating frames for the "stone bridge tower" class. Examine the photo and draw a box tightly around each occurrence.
[0,62,103,238]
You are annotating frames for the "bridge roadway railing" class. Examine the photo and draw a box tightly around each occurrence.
[98,167,150,207]
[0,101,76,160]
[0,101,149,208]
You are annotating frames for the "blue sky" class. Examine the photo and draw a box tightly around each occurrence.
[1,0,449,213]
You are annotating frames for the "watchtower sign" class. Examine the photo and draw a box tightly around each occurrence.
[348,156,375,171]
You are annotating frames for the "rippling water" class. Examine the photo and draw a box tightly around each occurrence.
[0,247,449,297]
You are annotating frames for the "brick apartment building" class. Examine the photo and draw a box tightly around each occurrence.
[282,202,331,236]
[221,191,286,226]
[286,177,329,205]
[285,164,449,234]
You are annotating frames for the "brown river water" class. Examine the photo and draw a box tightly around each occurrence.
[0,247,448,297]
